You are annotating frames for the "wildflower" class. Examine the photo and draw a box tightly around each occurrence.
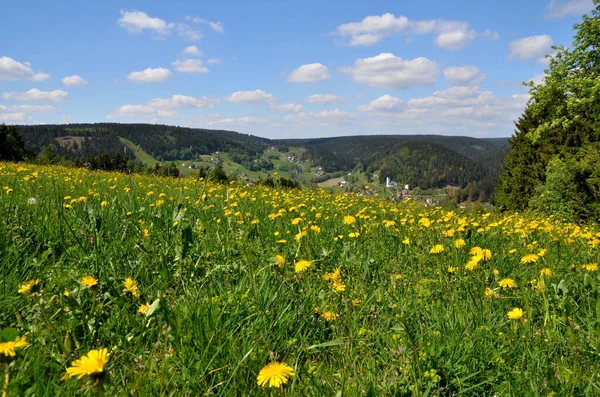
[333,281,346,292]
[465,260,479,271]
[81,276,98,287]
[123,278,140,298]
[493,268,499,276]
[583,263,598,272]
[343,215,356,225]
[0,336,29,357]
[142,229,150,239]
[275,255,285,268]
[509,249,517,254]
[348,232,360,238]
[323,268,341,281]
[507,307,524,320]
[484,288,496,297]
[538,249,547,257]
[447,267,458,273]
[402,237,410,245]
[429,244,444,254]
[291,217,303,225]
[520,254,539,264]
[18,279,40,294]
[276,239,287,244]
[352,298,361,307]
[256,362,295,388]
[321,311,339,321]
[499,278,516,289]
[138,302,151,315]
[454,239,466,248]
[310,225,321,233]
[27,197,37,205]
[294,260,311,273]
[539,268,552,277]
[481,249,492,261]
[419,218,431,228]
[469,247,482,256]
[100,201,110,208]
[66,348,109,379]
[394,273,404,280]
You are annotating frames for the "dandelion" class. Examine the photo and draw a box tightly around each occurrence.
[447,267,458,273]
[321,311,339,321]
[484,288,496,297]
[507,307,524,320]
[499,278,516,289]
[81,276,98,287]
[402,237,410,245]
[465,260,479,271]
[100,201,110,208]
[469,247,482,256]
[583,263,598,272]
[18,279,40,294]
[142,229,150,239]
[138,302,151,315]
[294,260,311,273]
[275,255,285,268]
[429,244,444,254]
[348,232,360,238]
[509,248,517,254]
[481,249,492,261]
[539,268,552,277]
[291,217,303,225]
[343,215,356,225]
[454,239,466,248]
[520,254,539,264]
[256,362,295,388]
[419,218,431,228]
[323,268,341,281]
[66,348,109,379]
[27,197,37,205]
[0,336,29,357]
[123,277,140,298]
[333,281,346,292]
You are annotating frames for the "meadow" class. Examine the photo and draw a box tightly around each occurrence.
[1,162,600,396]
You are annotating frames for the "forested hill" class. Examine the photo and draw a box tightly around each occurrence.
[14,123,269,161]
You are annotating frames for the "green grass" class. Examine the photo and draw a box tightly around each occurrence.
[1,162,600,395]
[118,137,159,166]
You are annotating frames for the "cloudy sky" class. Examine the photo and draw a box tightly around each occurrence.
[0,0,595,138]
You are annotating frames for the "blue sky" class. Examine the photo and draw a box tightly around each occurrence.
[0,0,595,138]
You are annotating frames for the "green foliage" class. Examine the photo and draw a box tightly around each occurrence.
[496,2,600,220]
[0,124,32,162]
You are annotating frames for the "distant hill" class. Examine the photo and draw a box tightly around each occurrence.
[13,123,508,196]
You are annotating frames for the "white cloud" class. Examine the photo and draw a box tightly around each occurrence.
[443,66,486,85]
[175,24,203,41]
[127,67,172,82]
[207,58,222,64]
[172,59,209,73]
[107,104,177,119]
[225,90,275,104]
[118,10,170,35]
[306,94,344,104]
[288,63,330,83]
[482,29,500,40]
[182,45,202,56]
[62,75,87,87]
[284,109,356,123]
[544,0,594,18]
[0,104,55,123]
[507,35,553,61]
[3,89,68,102]
[147,94,218,110]
[186,16,225,33]
[270,103,302,112]
[334,13,478,50]
[339,53,439,89]
[0,56,50,81]
[207,116,270,126]
[358,95,403,113]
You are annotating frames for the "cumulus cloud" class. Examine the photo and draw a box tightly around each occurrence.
[107,104,177,119]
[147,94,218,110]
[186,16,225,33]
[270,103,303,112]
[172,59,209,73]
[0,56,50,81]
[0,104,56,123]
[334,13,479,50]
[306,94,344,104]
[118,10,170,35]
[62,75,87,87]
[358,95,403,113]
[287,63,330,83]
[284,109,356,123]
[182,45,202,56]
[443,66,486,85]
[339,53,439,89]
[225,90,275,104]
[3,89,68,102]
[544,0,594,18]
[507,35,553,61]
[207,58,222,64]
[127,67,173,82]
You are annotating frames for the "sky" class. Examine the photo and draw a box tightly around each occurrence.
[0,0,596,139]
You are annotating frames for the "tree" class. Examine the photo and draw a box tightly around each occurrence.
[495,1,600,220]
[0,124,31,161]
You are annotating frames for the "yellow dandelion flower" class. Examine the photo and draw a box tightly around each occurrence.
[394,273,404,280]
[100,201,110,208]
[256,362,295,388]
[499,278,516,289]
[539,268,552,277]
[465,260,479,271]
[583,263,598,272]
[0,336,29,357]
[310,225,321,233]
[352,298,361,307]
[419,217,432,228]
[333,281,346,292]
[294,260,311,273]
[520,254,539,264]
[508,249,517,254]
[18,279,40,294]
[321,311,339,321]
[348,232,360,238]
[447,267,458,273]
[276,239,287,244]
[343,215,356,225]
[493,268,499,276]
[454,239,466,248]
[123,278,140,298]
[469,247,482,256]
[484,288,496,297]
[142,229,150,239]
[275,255,285,268]
[507,307,523,320]
[66,348,109,379]
[81,276,98,287]
[138,302,151,314]
[481,249,492,261]
[538,248,547,257]
[402,237,410,245]
[291,217,303,225]
[429,244,444,254]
